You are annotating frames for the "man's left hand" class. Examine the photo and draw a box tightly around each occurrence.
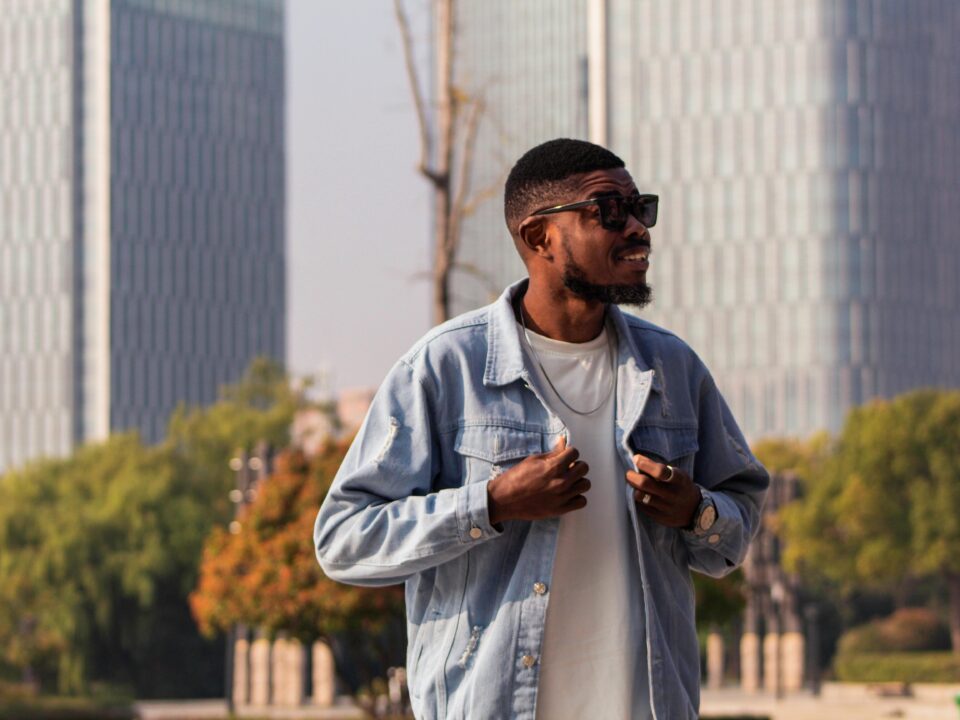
[626,454,701,529]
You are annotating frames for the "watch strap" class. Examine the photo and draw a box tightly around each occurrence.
[684,488,704,532]
[687,489,717,535]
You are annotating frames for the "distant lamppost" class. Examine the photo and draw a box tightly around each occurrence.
[225,451,254,712]
[224,445,271,712]
[804,604,821,696]
[770,578,785,700]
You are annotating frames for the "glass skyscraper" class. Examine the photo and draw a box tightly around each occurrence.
[0,0,285,474]
[450,0,960,440]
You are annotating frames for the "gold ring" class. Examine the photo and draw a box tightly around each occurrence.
[641,493,652,505]
[664,465,675,482]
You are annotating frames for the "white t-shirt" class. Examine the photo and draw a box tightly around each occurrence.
[522,321,651,720]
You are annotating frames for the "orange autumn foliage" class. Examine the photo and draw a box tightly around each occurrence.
[190,441,404,641]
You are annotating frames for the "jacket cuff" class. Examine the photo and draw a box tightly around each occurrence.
[456,479,502,544]
[681,487,738,553]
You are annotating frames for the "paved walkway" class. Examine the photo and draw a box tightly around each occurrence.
[134,686,960,720]
[702,685,960,720]
[133,699,366,720]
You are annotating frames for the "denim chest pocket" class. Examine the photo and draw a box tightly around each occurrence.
[629,425,699,476]
[453,425,544,485]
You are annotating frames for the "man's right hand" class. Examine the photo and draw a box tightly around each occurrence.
[486,436,591,525]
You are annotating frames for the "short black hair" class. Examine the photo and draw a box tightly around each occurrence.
[504,138,625,238]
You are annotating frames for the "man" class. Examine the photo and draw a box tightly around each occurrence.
[315,138,768,719]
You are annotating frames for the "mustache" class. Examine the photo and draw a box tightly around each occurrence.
[621,234,652,251]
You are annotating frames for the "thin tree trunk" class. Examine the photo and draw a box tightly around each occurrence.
[947,571,960,654]
[892,575,914,609]
[396,0,490,323]
[432,0,454,325]
[433,182,452,325]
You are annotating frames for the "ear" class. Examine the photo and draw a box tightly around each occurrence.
[517,216,552,258]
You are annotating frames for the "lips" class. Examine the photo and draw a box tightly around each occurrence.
[616,246,651,268]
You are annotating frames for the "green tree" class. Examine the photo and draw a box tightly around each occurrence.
[902,392,960,652]
[0,358,305,694]
[777,403,913,595]
[693,571,746,631]
[164,357,303,523]
[776,390,960,653]
[0,435,211,694]
[191,442,405,690]
[753,432,831,480]
[191,441,405,639]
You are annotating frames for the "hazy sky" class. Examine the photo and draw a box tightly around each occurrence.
[286,2,432,395]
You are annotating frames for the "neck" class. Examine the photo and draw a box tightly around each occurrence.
[517,277,607,343]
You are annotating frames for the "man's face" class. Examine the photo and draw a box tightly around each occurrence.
[547,168,654,308]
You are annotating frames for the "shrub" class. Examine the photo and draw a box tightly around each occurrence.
[837,607,951,654]
[834,651,960,683]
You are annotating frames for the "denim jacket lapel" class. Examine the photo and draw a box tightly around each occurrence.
[607,304,661,449]
[483,280,530,389]
[485,279,661,439]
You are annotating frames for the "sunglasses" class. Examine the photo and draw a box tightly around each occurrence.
[531,193,658,231]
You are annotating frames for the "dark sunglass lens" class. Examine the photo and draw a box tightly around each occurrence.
[634,196,657,228]
[598,196,628,229]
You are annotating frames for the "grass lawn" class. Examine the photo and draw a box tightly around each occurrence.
[0,696,133,720]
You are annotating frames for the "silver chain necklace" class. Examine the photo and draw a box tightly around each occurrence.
[518,305,617,416]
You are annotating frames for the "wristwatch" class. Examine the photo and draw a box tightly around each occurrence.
[687,490,717,535]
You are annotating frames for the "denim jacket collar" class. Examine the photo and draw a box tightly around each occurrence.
[483,278,663,398]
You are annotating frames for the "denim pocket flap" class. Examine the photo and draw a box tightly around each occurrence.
[629,425,699,464]
[454,425,544,463]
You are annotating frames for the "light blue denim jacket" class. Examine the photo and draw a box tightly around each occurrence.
[315,280,769,719]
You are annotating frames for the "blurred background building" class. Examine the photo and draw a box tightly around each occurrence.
[0,0,285,473]
[451,0,960,440]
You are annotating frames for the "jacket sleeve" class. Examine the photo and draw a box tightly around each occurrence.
[314,359,500,587]
[680,371,769,578]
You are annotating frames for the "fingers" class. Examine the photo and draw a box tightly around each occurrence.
[633,489,692,528]
[633,453,679,483]
[626,470,679,514]
[547,443,580,469]
[624,469,672,500]
[633,487,667,512]
[564,460,589,481]
[568,477,591,497]
[549,436,584,466]
[550,463,589,499]
[633,492,673,522]
[559,494,588,513]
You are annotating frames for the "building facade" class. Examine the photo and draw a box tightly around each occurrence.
[0,0,285,474]
[450,0,960,440]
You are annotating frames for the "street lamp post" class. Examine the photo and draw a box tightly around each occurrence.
[225,450,252,714]
[770,579,785,700]
[224,445,272,711]
[804,604,821,696]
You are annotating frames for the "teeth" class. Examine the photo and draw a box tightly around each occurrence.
[622,252,649,261]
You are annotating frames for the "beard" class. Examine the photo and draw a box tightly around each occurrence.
[561,256,653,308]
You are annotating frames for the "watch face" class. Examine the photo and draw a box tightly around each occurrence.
[698,504,718,532]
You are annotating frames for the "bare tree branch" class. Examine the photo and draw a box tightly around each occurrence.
[394,0,436,182]
[461,169,507,219]
[394,0,497,323]
[447,94,484,258]
[451,261,500,297]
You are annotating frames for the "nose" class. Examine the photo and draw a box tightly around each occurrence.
[623,211,648,239]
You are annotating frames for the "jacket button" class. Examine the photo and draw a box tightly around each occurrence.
[533,582,547,595]
[707,533,721,545]
[522,654,537,668]
[469,527,483,540]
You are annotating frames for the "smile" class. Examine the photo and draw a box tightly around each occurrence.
[618,249,650,262]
